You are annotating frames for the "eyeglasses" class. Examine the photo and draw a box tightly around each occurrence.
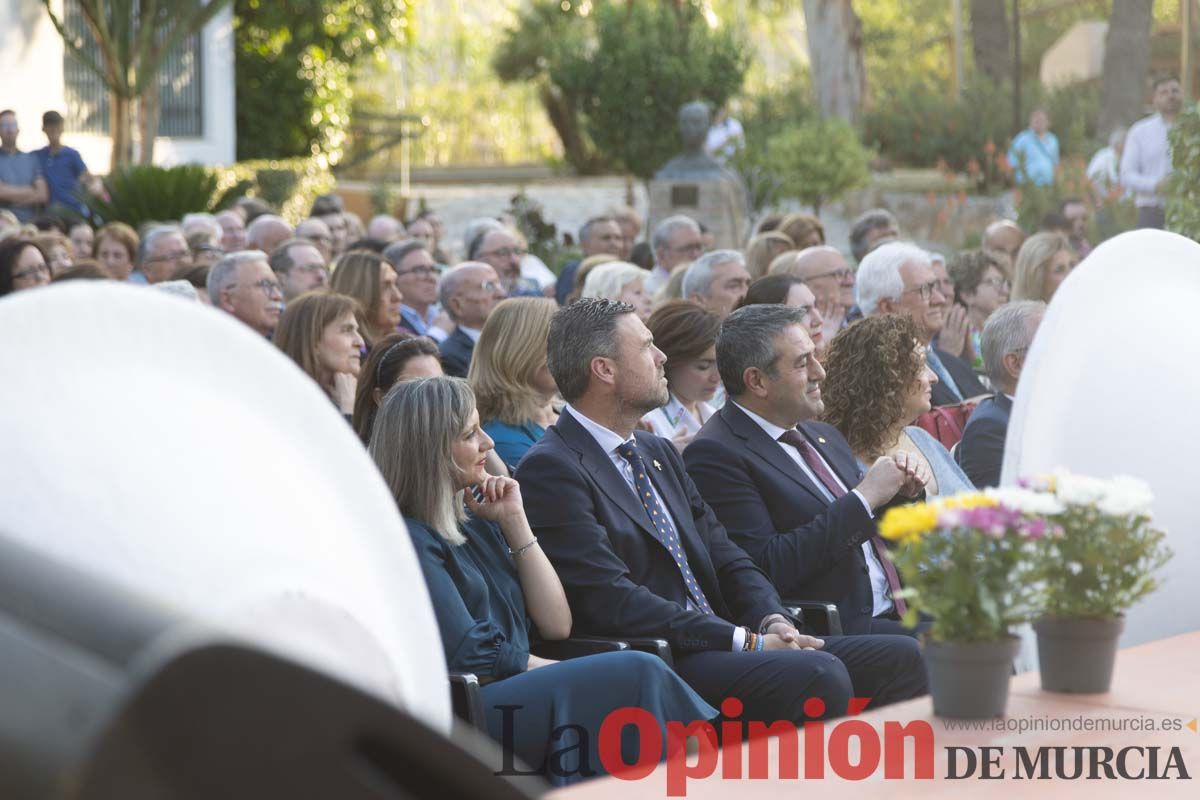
[12,263,50,281]
[192,245,224,255]
[143,250,190,264]
[292,262,328,274]
[979,277,1011,291]
[474,280,503,293]
[902,280,942,301]
[395,265,438,278]
[227,279,283,296]
[807,267,854,282]
[479,247,527,261]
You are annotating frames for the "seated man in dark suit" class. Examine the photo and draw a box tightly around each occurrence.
[957,300,1045,487]
[517,298,927,724]
[685,304,930,637]
[436,262,507,377]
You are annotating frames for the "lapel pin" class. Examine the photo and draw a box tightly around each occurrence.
[653,459,663,471]
[818,437,826,444]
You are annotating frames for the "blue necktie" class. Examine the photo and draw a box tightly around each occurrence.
[615,441,713,614]
[926,348,963,402]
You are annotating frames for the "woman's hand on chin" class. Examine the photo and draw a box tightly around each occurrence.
[464,475,525,523]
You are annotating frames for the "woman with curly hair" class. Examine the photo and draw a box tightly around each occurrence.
[821,314,973,497]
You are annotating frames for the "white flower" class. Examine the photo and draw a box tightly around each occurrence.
[1053,469,1107,506]
[1097,475,1154,517]
[985,486,1064,515]
[1067,561,1083,575]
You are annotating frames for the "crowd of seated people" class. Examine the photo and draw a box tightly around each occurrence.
[1,183,1102,785]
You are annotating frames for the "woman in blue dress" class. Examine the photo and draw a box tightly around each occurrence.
[468,297,560,471]
[368,376,716,785]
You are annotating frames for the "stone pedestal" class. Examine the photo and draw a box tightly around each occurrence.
[648,176,748,250]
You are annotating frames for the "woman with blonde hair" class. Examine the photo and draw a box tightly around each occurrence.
[274,290,365,416]
[1011,231,1074,303]
[469,297,560,470]
[329,249,404,348]
[579,261,653,320]
[369,377,715,785]
[564,253,617,305]
[744,230,795,279]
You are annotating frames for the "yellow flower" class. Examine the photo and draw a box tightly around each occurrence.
[880,503,939,543]
[939,492,999,511]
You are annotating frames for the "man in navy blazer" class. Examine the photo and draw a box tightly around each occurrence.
[517,298,926,724]
[436,262,507,377]
[685,305,930,637]
[956,300,1044,487]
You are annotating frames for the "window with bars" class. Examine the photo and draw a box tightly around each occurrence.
[62,0,204,137]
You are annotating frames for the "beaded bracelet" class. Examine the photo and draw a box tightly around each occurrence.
[508,538,539,558]
[755,633,765,652]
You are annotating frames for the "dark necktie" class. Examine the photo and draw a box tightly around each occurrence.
[777,429,907,617]
[615,441,713,614]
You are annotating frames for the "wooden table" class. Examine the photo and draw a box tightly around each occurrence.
[554,632,1200,799]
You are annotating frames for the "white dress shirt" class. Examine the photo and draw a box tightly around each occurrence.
[563,405,746,650]
[458,325,482,343]
[642,395,716,439]
[731,402,894,617]
[1120,113,1173,208]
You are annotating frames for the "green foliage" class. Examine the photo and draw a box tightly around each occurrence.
[1167,104,1200,241]
[730,72,815,212]
[884,503,1041,643]
[1014,156,1135,242]
[1029,474,1173,620]
[213,157,336,225]
[742,119,871,215]
[83,165,250,228]
[548,1,749,180]
[504,193,575,274]
[234,0,413,163]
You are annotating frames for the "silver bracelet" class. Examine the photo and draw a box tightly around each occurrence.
[508,538,539,558]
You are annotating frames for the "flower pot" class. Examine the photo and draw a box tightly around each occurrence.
[923,636,1021,718]
[1033,615,1124,693]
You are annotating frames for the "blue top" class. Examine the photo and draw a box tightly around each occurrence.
[407,514,531,680]
[483,419,546,471]
[33,145,88,213]
[0,149,43,222]
[904,425,974,497]
[1007,129,1059,186]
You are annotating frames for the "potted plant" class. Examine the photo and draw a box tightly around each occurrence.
[880,491,1053,718]
[1024,471,1172,693]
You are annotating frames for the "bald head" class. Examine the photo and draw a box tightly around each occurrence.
[367,214,405,242]
[245,215,294,258]
[789,246,855,308]
[983,220,1024,265]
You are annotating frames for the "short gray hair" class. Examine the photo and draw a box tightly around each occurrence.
[651,215,700,254]
[367,214,404,240]
[683,249,743,299]
[581,261,650,302]
[981,300,1044,391]
[368,376,474,546]
[246,214,292,249]
[855,241,929,317]
[462,217,504,259]
[849,209,899,262]
[546,298,634,403]
[578,215,616,245]
[181,212,222,241]
[138,224,183,265]
[207,250,268,304]
[716,304,809,396]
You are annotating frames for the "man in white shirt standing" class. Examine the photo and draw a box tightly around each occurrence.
[1121,75,1184,230]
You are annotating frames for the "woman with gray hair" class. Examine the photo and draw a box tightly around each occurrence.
[368,377,716,784]
[579,260,653,320]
